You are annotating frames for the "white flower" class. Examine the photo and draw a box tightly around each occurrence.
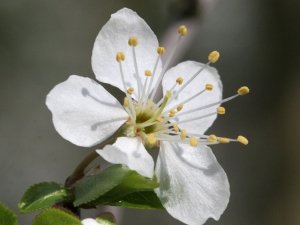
[81,218,104,225]
[46,8,249,225]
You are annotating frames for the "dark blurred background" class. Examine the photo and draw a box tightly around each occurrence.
[1,0,299,224]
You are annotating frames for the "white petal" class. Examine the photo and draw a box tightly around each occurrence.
[46,75,128,147]
[155,141,230,225]
[81,218,103,225]
[96,137,154,178]
[92,8,162,99]
[162,61,222,134]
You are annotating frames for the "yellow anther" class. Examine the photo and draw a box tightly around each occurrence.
[189,136,198,147]
[170,109,176,114]
[178,25,188,36]
[173,123,180,132]
[116,52,125,62]
[238,86,250,95]
[208,51,220,63]
[217,106,226,115]
[168,109,176,117]
[169,112,176,118]
[128,36,138,46]
[156,116,164,123]
[147,133,157,145]
[127,87,134,95]
[177,104,183,112]
[218,137,230,144]
[176,77,184,85]
[205,83,213,91]
[123,97,129,107]
[180,130,187,140]
[237,135,249,145]
[208,134,218,142]
[145,70,152,77]
[157,47,165,55]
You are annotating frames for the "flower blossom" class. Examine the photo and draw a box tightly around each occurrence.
[46,8,249,225]
[81,218,103,225]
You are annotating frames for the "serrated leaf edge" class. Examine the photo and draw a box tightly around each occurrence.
[18,182,71,213]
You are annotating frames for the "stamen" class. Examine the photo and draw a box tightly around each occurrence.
[175,105,225,125]
[128,36,138,47]
[143,47,164,103]
[147,133,157,145]
[150,25,188,100]
[180,130,187,140]
[177,104,183,112]
[217,106,226,115]
[207,134,218,142]
[218,137,230,144]
[116,52,136,122]
[176,86,250,118]
[116,52,125,62]
[168,109,177,118]
[123,97,129,107]
[128,36,143,100]
[155,91,172,117]
[238,86,250,95]
[156,116,164,123]
[173,123,180,132]
[123,97,134,119]
[140,70,152,101]
[178,25,188,36]
[127,87,134,95]
[205,83,213,91]
[237,135,249,145]
[145,70,152,77]
[169,51,219,104]
[208,51,220,63]
[156,78,183,107]
[167,87,207,113]
[176,77,184,85]
[157,47,165,55]
[189,136,198,147]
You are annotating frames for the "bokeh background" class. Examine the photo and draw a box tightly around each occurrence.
[1,0,300,224]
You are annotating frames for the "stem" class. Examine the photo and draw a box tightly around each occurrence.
[65,135,117,188]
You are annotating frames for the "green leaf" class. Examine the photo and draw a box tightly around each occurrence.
[0,202,18,225]
[74,165,159,207]
[109,191,164,209]
[93,170,159,205]
[32,208,81,225]
[96,212,116,225]
[18,182,72,213]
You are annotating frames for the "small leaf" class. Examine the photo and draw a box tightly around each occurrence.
[96,212,116,225]
[18,182,72,213]
[74,165,129,206]
[0,202,18,225]
[32,208,81,225]
[93,170,159,205]
[109,191,164,209]
[74,165,159,207]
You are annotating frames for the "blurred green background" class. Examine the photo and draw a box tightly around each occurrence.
[0,0,299,224]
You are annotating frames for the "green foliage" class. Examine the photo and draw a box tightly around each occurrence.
[0,202,18,225]
[74,165,159,207]
[18,182,72,213]
[96,212,116,225]
[109,191,164,209]
[32,208,81,225]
